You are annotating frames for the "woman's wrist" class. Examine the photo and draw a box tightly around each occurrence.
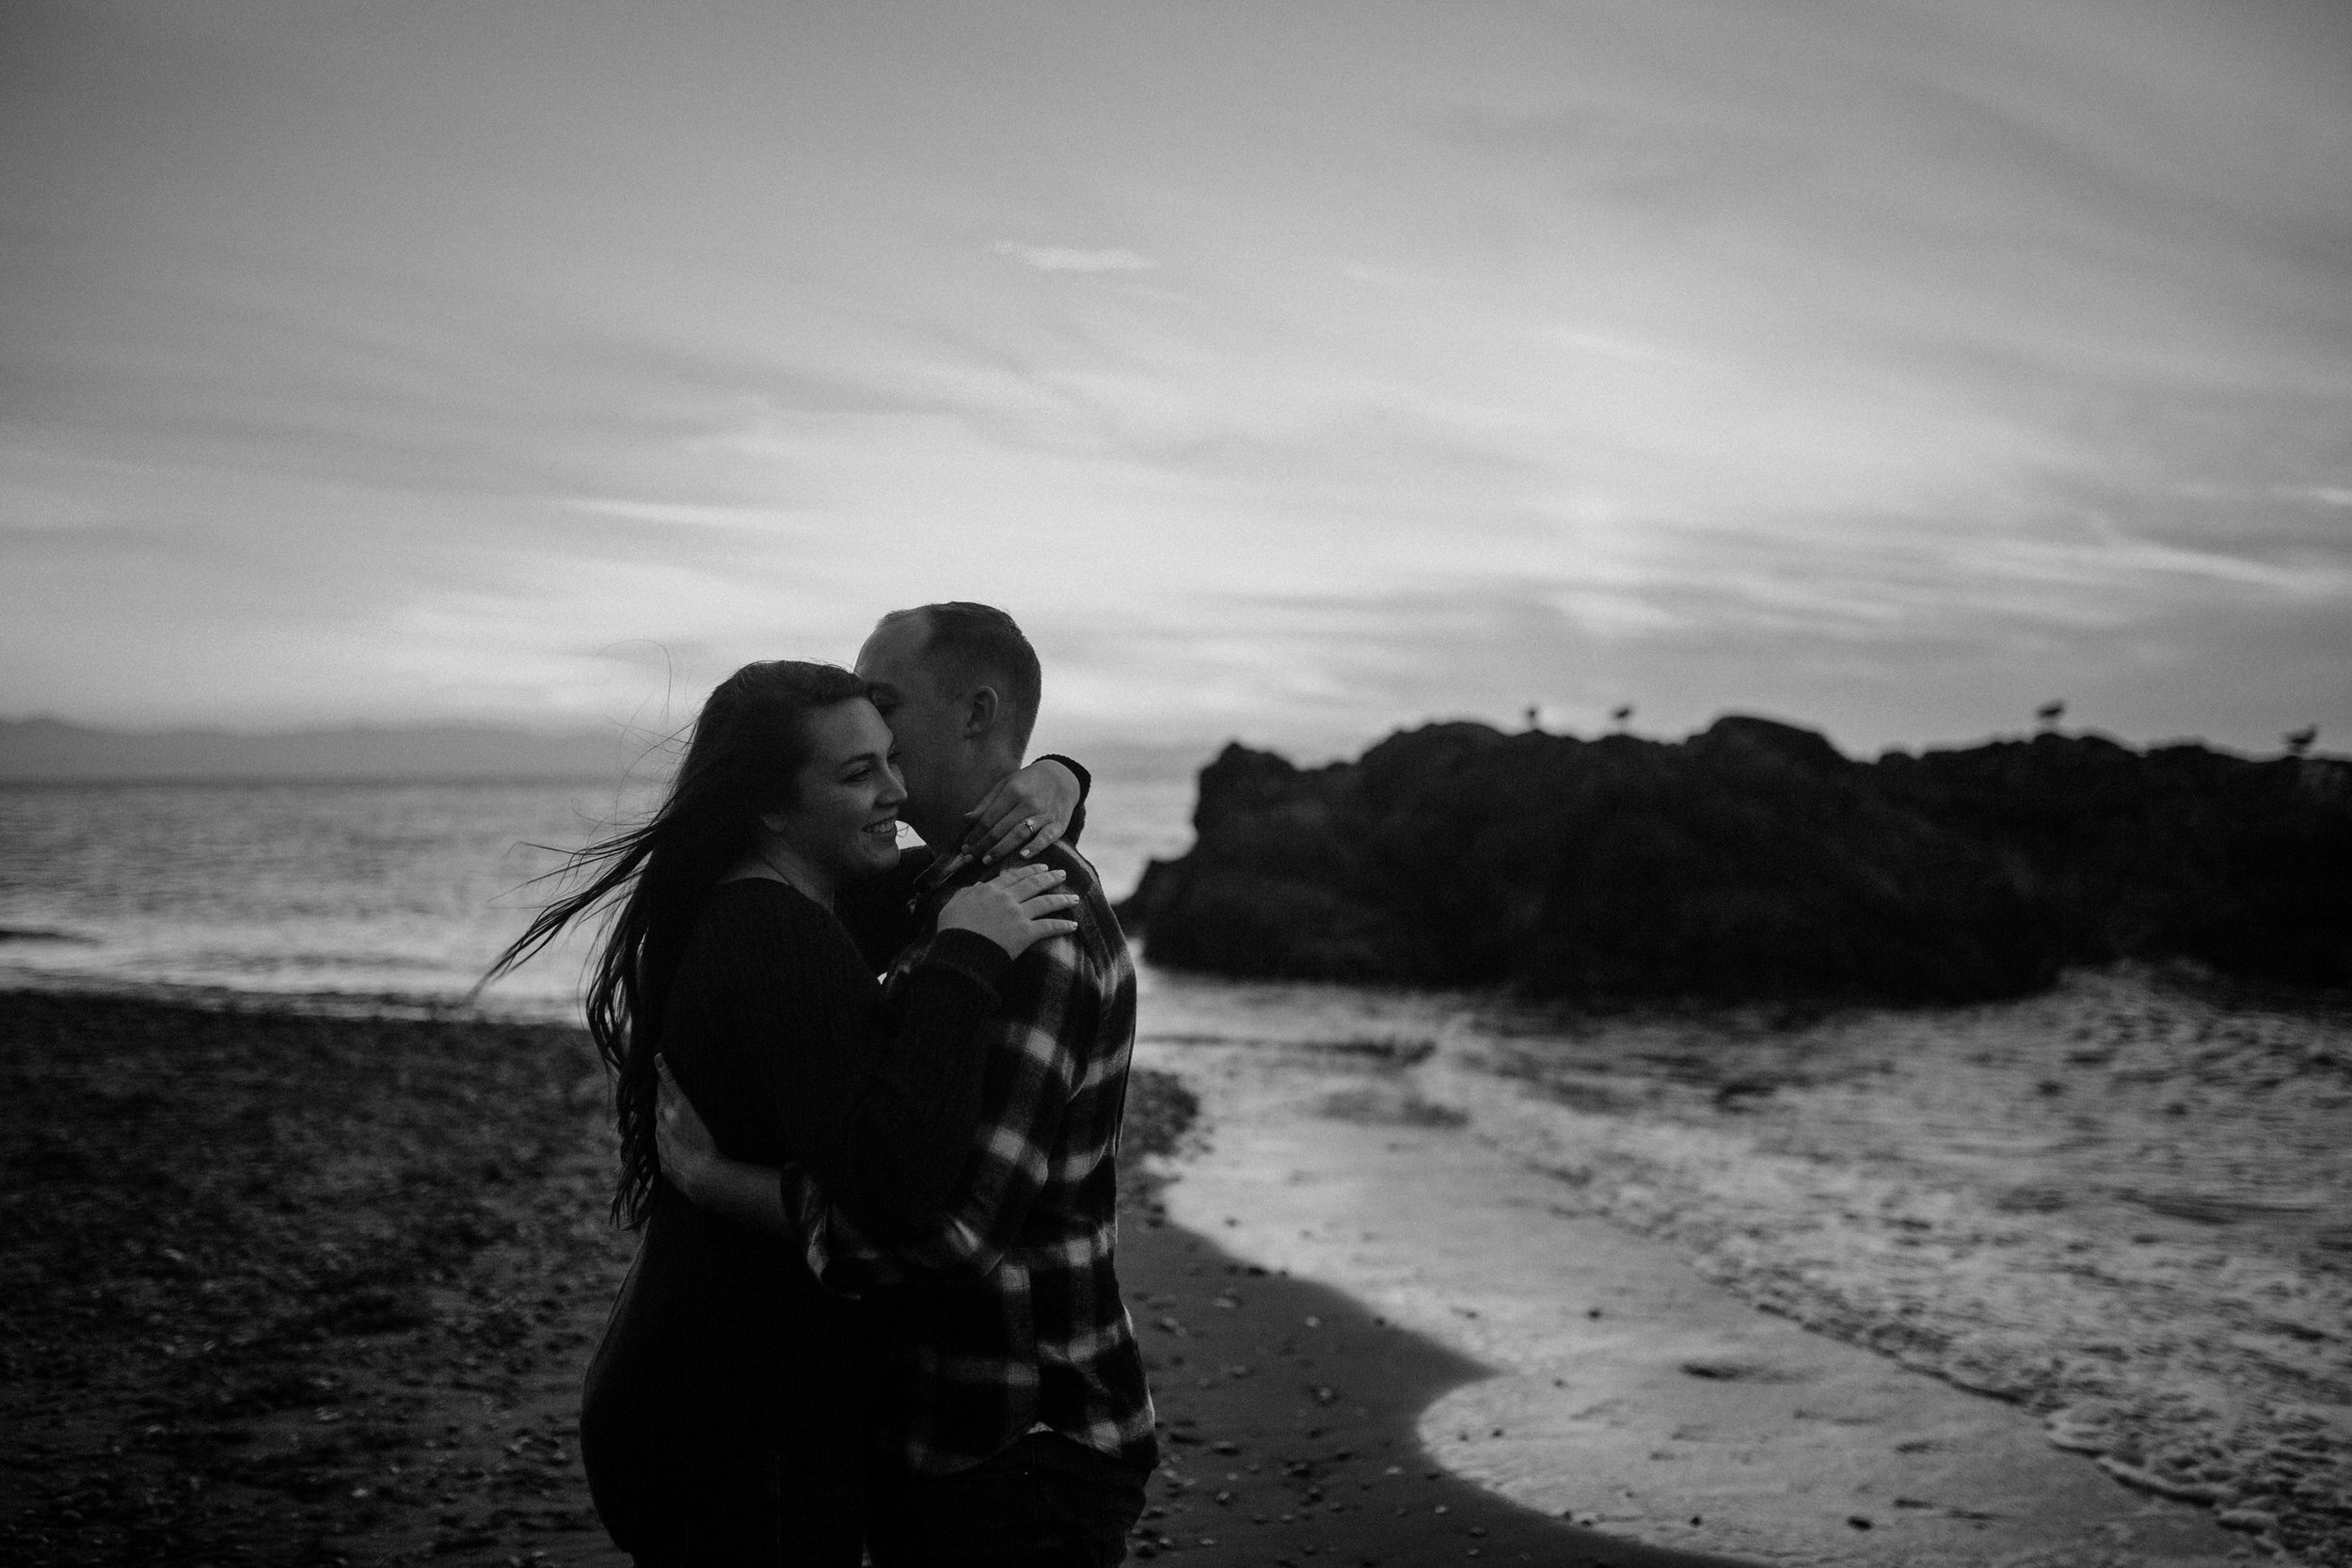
[1032,753,1090,804]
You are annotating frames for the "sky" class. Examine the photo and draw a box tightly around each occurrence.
[5,0,2349,761]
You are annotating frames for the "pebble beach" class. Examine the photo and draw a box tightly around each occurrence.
[4,964,2344,1565]
[1,987,1770,1567]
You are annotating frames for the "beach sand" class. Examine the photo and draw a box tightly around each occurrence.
[0,991,633,1567]
[1136,1029,2252,1566]
[0,990,2275,1566]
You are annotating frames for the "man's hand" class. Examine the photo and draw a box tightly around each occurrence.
[653,1054,724,1204]
[653,1056,792,1235]
[961,757,1080,864]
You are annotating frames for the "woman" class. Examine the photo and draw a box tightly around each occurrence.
[484,660,1084,1564]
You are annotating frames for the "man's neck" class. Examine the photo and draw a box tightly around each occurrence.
[912,750,1023,851]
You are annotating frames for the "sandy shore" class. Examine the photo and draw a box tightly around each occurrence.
[1412,972,2352,1562]
[1127,960,2352,1568]
[1140,1030,2252,1566]
[0,986,2297,1566]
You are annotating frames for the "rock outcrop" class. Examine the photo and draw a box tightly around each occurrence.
[1117,718,2352,1002]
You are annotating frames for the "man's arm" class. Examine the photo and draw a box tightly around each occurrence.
[655,1054,789,1232]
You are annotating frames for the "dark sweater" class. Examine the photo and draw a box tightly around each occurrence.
[579,878,1017,1539]
[656,878,1012,1243]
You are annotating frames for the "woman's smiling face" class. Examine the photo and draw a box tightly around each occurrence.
[759,697,906,893]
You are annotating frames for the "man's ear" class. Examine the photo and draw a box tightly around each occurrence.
[961,685,1000,737]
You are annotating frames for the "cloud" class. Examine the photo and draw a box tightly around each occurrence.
[3,0,2346,756]
[2277,485,2352,510]
[992,241,1157,274]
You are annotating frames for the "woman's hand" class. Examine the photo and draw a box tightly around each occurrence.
[961,757,1081,864]
[937,862,1080,959]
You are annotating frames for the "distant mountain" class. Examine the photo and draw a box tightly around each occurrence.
[0,718,648,783]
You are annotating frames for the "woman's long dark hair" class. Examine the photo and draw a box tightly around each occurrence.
[483,659,869,1227]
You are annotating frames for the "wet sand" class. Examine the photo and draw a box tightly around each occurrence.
[1131,961,2352,1566]
[1141,1032,2251,1566]
[1121,1163,1763,1566]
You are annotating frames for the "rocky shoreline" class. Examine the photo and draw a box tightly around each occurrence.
[1120,719,2352,1003]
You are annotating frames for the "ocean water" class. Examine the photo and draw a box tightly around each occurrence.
[0,772,1199,1012]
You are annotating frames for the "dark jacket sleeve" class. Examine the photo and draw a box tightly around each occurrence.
[1034,753,1090,848]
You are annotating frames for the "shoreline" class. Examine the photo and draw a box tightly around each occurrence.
[0,982,2313,1566]
[1119,1216,1766,1566]
[1407,969,2352,1564]
[1133,969,2298,1566]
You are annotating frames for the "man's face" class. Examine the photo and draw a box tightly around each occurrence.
[854,614,963,845]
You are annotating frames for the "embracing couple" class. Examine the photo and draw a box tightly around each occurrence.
[489,603,1154,1565]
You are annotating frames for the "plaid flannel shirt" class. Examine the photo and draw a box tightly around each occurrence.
[794,836,1157,1477]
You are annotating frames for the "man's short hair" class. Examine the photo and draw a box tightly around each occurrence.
[878,601,1041,748]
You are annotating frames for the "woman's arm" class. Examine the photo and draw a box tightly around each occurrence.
[682,868,1074,1246]
[834,755,1088,969]
[666,945,994,1245]
[962,753,1089,863]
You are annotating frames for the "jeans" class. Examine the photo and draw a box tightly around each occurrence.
[865,1432,1151,1568]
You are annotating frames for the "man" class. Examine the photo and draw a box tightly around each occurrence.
[659,602,1156,1566]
